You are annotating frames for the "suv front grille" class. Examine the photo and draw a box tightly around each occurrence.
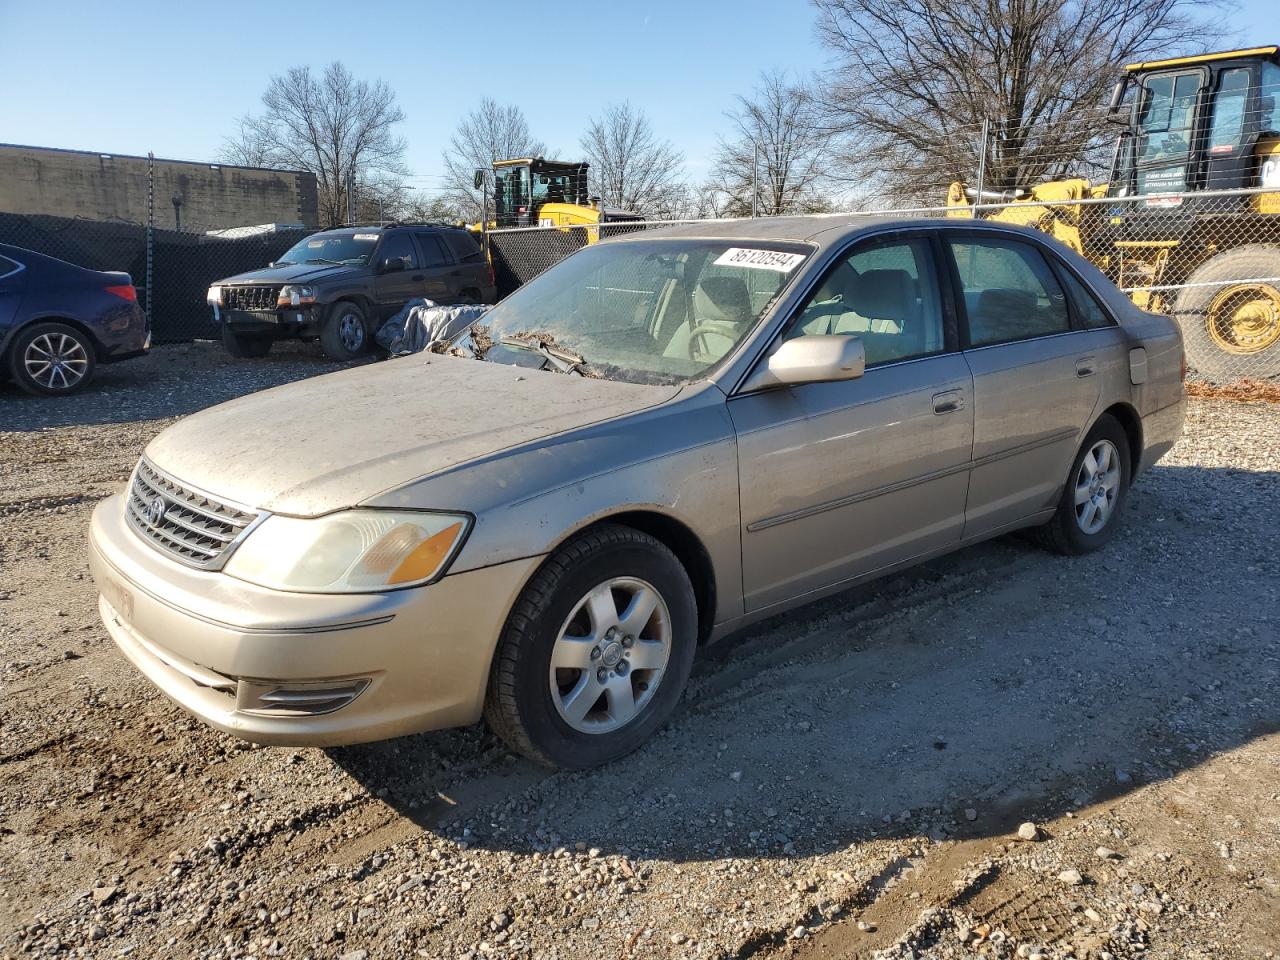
[125,459,261,569]
[223,285,281,311]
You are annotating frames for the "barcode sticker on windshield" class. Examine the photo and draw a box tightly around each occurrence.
[714,248,805,272]
[353,233,380,241]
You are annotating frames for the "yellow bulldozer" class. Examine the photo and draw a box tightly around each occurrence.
[485,157,643,229]
[947,45,1280,379]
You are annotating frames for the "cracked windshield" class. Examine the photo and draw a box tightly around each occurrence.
[460,238,810,384]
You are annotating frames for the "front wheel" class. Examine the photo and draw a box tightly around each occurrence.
[320,301,369,361]
[221,325,273,359]
[1031,414,1131,555]
[484,524,697,769]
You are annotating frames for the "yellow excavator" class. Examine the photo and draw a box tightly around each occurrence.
[486,157,643,229]
[947,45,1280,379]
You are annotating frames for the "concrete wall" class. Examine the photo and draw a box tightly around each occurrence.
[0,144,319,231]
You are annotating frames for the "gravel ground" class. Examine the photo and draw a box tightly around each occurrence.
[1,344,1278,960]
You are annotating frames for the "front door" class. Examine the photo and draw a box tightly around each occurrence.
[372,232,426,320]
[731,234,974,612]
[943,234,1103,538]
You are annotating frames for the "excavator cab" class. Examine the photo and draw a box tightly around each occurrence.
[492,158,591,227]
[1109,46,1280,199]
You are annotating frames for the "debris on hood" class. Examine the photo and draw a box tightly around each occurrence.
[376,299,491,357]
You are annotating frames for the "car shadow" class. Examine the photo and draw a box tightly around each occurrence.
[0,341,369,431]
[331,462,1280,863]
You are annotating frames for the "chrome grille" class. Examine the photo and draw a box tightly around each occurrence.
[222,285,281,311]
[125,459,260,569]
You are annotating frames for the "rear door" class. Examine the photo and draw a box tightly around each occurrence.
[414,232,460,302]
[371,232,425,319]
[943,233,1103,539]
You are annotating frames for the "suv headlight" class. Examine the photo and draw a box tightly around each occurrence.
[223,510,471,593]
[278,285,316,307]
[207,285,223,305]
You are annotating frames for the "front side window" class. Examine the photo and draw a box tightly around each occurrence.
[378,233,418,270]
[464,238,810,384]
[948,238,1071,346]
[1208,68,1252,153]
[1136,71,1201,165]
[785,238,945,366]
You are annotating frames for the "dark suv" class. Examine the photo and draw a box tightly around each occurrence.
[207,224,496,360]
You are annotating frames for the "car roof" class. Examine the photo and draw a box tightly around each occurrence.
[316,223,465,236]
[613,214,1045,253]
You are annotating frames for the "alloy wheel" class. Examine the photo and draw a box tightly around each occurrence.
[338,312,365,353]
[548,577,671,734]
[24,332,90,391]
[1074,439,1122,535]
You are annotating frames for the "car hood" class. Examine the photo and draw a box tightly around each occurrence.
[215,262,361,286]
[144,354,683,516]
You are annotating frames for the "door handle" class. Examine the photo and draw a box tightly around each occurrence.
[932,390,965,415]
[411,274,424,281]
[1075,356,1096,378]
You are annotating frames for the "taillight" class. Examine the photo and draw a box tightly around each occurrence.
[1180,346,1187,381]
[105,284,137,302]
[488,258,495,288]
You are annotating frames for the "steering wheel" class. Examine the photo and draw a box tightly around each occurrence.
[686,320,741,361]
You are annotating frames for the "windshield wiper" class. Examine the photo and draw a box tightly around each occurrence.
[498,335,586,375]
[304,257,342,265]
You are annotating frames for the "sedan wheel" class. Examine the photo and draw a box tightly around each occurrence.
[548,577,672,734]
[8,322,97,396]
[485,524,697,769]
[1073,439,1122,535]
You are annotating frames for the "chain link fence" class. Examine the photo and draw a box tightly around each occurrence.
[0,212,313,343]
[487,187,1280,385]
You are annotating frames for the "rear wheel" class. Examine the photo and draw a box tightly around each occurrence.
[1030,414,1131,556]
[8,322,96,396]
[484,524,697,769]
[221,325,273,359]
[320,301,369,361]
[1174,246,1280,381]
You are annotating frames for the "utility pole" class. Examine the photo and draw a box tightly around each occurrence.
[345,169,355,224]
[751,145,760,218]
[974,120,990,219]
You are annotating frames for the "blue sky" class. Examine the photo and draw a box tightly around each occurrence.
[0,0,1274,198]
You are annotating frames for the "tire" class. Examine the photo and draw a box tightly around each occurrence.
[484,524,698,769]
[320,301,369,361]
[221,325,273,359]
[1030,414,1132,556]
[7,321,96,396]
[1173,245,1280,381]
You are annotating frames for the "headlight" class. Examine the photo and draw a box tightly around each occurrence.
[278,285,316,307]
[223,510,470,593]
[206,285,222,305]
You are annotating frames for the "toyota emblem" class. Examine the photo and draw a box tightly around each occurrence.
[147,494,168,526]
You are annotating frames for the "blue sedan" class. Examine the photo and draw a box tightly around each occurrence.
[0,243,149,396]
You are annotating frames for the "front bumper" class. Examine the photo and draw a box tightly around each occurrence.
[216,304,322,338]
[88,494,540,746]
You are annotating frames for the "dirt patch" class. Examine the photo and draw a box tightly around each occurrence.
[1,347,1278,959]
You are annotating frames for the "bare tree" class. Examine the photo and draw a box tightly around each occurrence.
[813,0,1230,204]
[221,62,408,227]
[711,71,835,217]
[580,103,686,218]
[442,100,545,222]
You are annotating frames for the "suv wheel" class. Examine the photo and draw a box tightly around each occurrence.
[221,325,273,359]
[484,524,698,769]
[8,322,96,396]
[321,301,369,360]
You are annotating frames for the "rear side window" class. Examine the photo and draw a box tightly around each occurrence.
[948,238,1071,346]
[415,233,452,268]
[442,231,484,263]
[1056,266,1114,329]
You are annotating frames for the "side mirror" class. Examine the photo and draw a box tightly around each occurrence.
[379,257,405,274]
[741,335,866,392]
